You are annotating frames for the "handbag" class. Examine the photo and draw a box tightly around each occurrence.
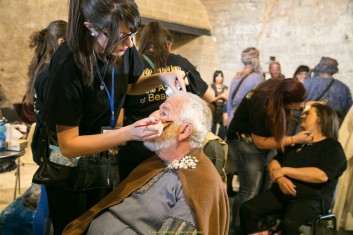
[32,127,112,191]
[33,153,112,191]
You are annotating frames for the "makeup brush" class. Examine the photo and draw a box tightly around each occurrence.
[135,120,173,128]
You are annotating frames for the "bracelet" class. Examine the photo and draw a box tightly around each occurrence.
[291,136,295,146]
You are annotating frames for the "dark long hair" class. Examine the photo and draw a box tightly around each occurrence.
[138,21,171,72]
[25,20,67,104]
[67,0,141,85]
[292,65,309,80]
[311,103,339,140]
[213,70,224,84]
[254,78,306,149]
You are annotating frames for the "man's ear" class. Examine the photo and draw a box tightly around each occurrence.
[177,123,192,141]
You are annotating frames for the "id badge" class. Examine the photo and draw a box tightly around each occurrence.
[101,126,121,133]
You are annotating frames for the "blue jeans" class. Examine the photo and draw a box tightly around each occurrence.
[33,185,51,235]
[231,140,275,229]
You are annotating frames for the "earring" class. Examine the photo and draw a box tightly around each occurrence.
[91,32,96,36]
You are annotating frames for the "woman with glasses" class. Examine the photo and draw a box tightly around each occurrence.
[34,0,185,234]
[227,78,314,234]
[117,20,215,181]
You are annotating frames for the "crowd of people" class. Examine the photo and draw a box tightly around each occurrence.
[18,0,352,235]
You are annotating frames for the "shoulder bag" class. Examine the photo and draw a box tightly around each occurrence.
[315,79,335,101]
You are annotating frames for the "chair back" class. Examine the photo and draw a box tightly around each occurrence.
[20,123,36,165]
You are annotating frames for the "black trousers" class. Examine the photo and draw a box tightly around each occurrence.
[240,188,321,235]
[46,185,111,235]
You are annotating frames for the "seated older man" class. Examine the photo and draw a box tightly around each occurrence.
[63,92,230,235]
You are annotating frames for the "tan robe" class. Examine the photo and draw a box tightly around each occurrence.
[334,106,353,230]
[63,149,230,235]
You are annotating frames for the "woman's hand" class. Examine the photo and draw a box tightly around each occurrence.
[131,116,164,141]
[159,70,186,93]
[293,131,313,145]
[270,168,284,182]
[277,177,296,196]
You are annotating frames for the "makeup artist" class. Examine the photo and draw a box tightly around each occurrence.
[226,78,314,233]
[33,1,186,234]
[240,103,347,234]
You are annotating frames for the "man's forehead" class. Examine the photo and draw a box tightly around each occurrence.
[160,97,182,112]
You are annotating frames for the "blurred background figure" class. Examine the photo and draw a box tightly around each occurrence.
[292,65,310,83]
[334,105,353,232]
[26,19,68,235]
[210,70,228,140]
[304,56,352,125]
[226,47,264,196]
[268,61,285,79]
[288,65,311,135]
[227,47,264,125]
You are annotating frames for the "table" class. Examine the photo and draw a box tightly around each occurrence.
[0,150,25,199]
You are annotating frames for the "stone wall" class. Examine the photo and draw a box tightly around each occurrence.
[201,0,353,92]
[0,0,68,104]
[0,0,352,105]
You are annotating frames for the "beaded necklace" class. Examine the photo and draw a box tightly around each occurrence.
[167,155,198,170]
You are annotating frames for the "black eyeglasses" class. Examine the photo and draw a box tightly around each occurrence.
[101,30,138,43]
[119,31,138,42]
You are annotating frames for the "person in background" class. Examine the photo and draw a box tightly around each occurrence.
[36,1,186,234]
[227,47,264,124]
[22,20,68,125]
[226,78,313,234]
[304,56,352,125]
[268,61,285,79]
[333,105,353,231]
[63,92,229,235]
[287,65,311,135]
[26,20,67,235]
[240,103,347,235]
[118,20,215,181]
[292,65,310,83]
[226,47,264,202]
[210,70,228,140]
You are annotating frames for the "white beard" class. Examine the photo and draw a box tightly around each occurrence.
[143,138,176,152]
[143,124,177,152]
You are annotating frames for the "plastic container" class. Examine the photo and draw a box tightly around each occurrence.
[0,118,7,152]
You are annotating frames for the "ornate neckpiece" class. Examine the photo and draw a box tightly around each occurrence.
[167,155,198,170]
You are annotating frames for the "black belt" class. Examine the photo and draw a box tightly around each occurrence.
[233,132,253,142]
